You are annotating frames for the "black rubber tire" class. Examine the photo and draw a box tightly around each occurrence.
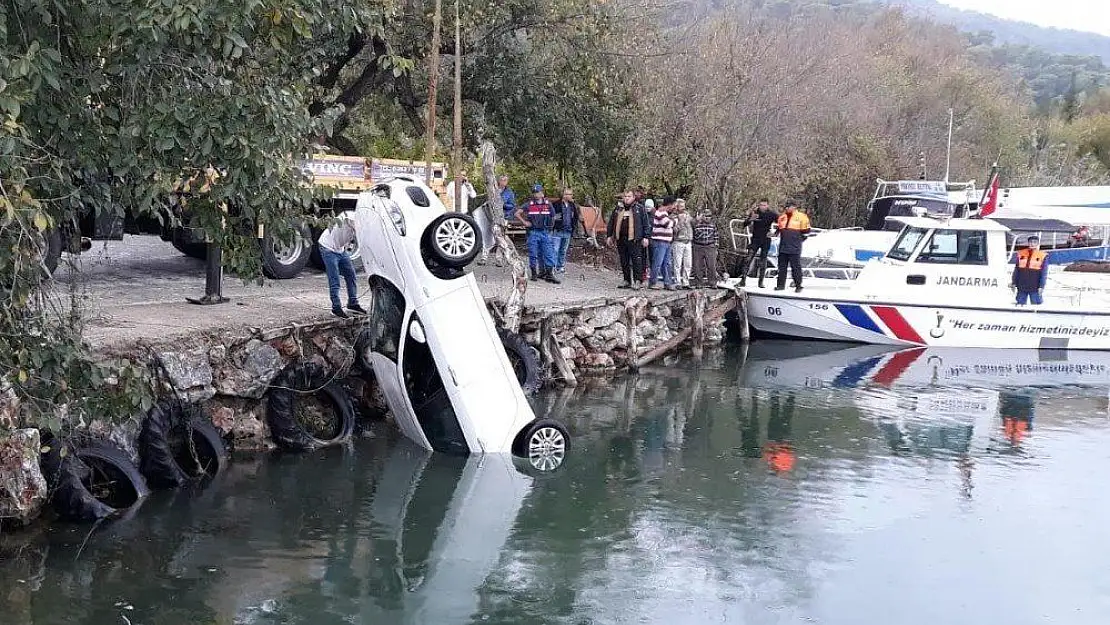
[43,228,63,274]
[498,329,543,395]
[266,362,356,451]
[138,399,229,488]
[262,222,313,279]
[422,213,481,269]
[40,436,151,522]
[511,419,571,473]
[171,239,208,260]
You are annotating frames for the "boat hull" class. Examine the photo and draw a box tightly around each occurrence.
[745,290,1110,350]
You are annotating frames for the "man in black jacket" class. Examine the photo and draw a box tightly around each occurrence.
[606,190,651,289]
[739,199,777,288]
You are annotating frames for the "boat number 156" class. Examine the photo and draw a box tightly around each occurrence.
[808,303,828,311]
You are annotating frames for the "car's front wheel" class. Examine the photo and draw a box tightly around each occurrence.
[422,213,480,269]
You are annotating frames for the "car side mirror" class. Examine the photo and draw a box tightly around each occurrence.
[409,319,426,343]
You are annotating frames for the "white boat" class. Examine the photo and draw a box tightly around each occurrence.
[733,216,1110,350]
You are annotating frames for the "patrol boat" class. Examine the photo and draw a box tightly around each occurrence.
[738,217,1110,350]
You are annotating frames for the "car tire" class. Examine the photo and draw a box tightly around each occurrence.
[266,362,356,451]
[262,222,313,279]
[43,227,63,274]
[40,436,151,522]
[498,329,543,394]
[512,419,570,473]
[138,399,229,488]
[172,239,208,260]
[422,213,481,269]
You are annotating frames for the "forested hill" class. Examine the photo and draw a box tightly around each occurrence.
[878,0,1110,62]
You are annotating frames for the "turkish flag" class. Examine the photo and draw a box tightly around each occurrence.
[979,169,1000,218]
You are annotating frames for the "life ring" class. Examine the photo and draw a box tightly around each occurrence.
[138,399,229,488]
[265,362,356,451]
[39,436,151,522]
[498,329,543,394]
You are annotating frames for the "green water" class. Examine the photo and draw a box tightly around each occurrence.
[4,342,1110,624]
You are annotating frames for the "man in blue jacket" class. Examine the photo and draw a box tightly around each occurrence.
[515,183,560,284]
[550,187,583,273]
[498,175,517,221]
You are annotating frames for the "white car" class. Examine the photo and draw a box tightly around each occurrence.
[351,176,569,471]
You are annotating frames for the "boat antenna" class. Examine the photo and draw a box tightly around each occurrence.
[944,108,954,184]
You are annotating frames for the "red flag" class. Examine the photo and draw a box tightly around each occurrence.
[978,167,1000,218]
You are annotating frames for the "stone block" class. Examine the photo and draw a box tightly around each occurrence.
[157,348,213,392]
[588,304,624,328]
[573,325,595,339]
[275,335,303,360]
[637,319,657,337]
[0,429,47,524]
[324,335,355,378]
[209,399,271,451]
[580,353,614,368]
[214,339,286,399]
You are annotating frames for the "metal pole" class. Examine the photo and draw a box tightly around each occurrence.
[424,0,443,186]
[944,108,954,184]
[186,240,229,305]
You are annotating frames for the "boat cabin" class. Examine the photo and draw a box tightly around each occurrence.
[864,179,978,230]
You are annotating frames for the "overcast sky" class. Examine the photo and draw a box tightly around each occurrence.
[941,0,1110,37]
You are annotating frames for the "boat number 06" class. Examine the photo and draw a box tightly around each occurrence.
[767,307,782,316]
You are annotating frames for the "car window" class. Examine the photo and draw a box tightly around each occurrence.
[405,186,430,207]
[402,316,468,455]
[917,229,988,265]
[368,276,405,362]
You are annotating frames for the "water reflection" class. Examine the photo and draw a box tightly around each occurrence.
[4,343,1110,624]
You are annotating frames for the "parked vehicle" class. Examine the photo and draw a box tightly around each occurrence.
[352,176,570,470]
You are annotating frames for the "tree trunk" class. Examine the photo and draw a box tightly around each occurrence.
[424,0,442,185]
[451,0,463,212]
[478,140,528,333]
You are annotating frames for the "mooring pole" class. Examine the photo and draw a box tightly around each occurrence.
[186,240,229,305]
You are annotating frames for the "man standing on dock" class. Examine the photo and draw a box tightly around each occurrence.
[607,190,651,290]
[498,174,517,221]
[1013,235,1048,305]
[691,209,720,288]
[739,199,777,289]
[317,213,367,319]
[774,199,810,293]
[649,199,676,290]
[517,183,561,284]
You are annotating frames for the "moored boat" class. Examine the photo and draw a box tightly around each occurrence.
[734,217,1110,350]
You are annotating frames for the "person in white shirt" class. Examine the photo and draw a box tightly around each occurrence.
[317,212,366,319]
[445,172,477,213]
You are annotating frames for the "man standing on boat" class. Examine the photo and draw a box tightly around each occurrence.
[774,199,810,293]
[740,199,777,288]
[1012,235,1048,305]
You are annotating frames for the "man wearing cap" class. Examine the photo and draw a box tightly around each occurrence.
[1012,235,1048,305]
[774,199,811,292]
[516,183,560,284]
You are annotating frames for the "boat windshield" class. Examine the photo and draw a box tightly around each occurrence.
[887,227,929,261]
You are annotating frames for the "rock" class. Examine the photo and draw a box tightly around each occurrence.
[573,325,595,339]
[560,347,576,360]
[324,335,355,378]
[580,353,614,368]
[588,304,624,328]
[657,305,672,319]
[275,335,303,360]
[157,348,213,392]
[637,319,657,337]
[0,429,47,524]
[556,329,577,343]
[209,400,271,451]
[214,339,285,399]
[208,345,227,365]
[549,313,572,328]
[87,417,142,463]
[0,382,19,430]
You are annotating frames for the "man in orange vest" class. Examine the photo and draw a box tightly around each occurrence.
[774,199,811,292]
[1012,235,1048,305]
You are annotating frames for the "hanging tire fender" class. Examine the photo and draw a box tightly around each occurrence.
[498,329,543,395]
[138,399,229,488]
[266,362,356,451]
[40,437,150,522]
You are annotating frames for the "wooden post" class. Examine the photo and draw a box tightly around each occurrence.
[546,332,578,388]
[424,0,442,185]
[738,292,751,343]
[690,290,706,360]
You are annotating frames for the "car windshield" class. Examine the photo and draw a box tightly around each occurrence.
[367,276,405,362]
[887,227,929,261]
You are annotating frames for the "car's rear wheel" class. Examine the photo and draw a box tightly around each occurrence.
[422,213,480,269]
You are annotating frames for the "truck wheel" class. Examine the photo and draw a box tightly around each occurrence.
[263,223,313,279]
[422,213,480,269]
[171,239,208,260]
[309,237,362,270]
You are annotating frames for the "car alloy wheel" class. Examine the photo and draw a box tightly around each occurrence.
[434,215,477,261]
[527,423,567,472]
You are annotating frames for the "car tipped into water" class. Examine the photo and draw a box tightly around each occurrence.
[351,176,569,472]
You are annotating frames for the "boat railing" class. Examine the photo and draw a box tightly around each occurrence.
[729,219,751,252]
